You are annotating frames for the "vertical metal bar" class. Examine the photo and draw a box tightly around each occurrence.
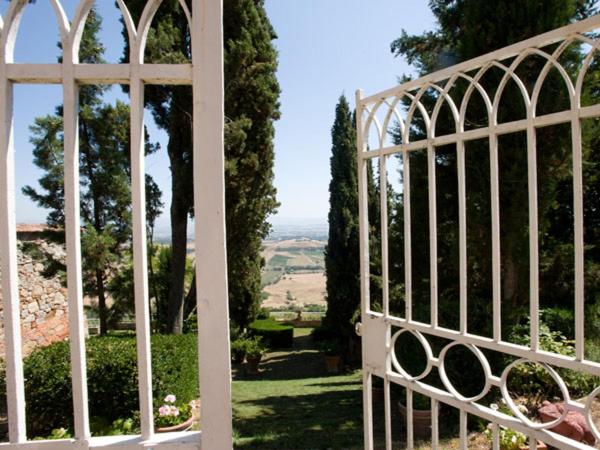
[63,47,91,442]
[0,74,26,445]
[459,409,467,450]
[490,133,501,342]
[492,424,500,450]
[356,90,373,450]
[529,434,537,450]
[406,388,414,450]
[527,118,539,351]
[571,113,584,360]
[380,155,389,316]
[431,398,439,449]
[428,144,438,327]
[192,1,233,447]
[403,149,412,321]
[457,140,467,333]
[383,378,391,450]
[129,75,154,440]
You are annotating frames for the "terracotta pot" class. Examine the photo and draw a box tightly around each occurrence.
[325,355,340,373]
[246,355,262,374]
[519,441,547,450]
[156,415,194,433]
[398,402,431,439]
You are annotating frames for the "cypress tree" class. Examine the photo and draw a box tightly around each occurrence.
[324,95,360,356]
[123,0,280,331]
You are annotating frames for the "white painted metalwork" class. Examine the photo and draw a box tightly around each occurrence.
[357,14,600,450]
[0,0,232,448]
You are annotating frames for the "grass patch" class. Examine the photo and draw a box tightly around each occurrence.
[232,328,363,448]
[233,372,363,449]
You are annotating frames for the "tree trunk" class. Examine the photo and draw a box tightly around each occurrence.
[96,269,108,336]
[166,177,188,334]
[184,273,196,319]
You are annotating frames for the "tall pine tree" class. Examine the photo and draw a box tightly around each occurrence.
[323,95,360,356]
[24,9,161,335]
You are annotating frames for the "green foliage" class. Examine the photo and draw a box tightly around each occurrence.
[585,301,600,340]
[388,0,600,335]
[323,95,360,359]
[540,307,575,338]
[20,334,198,437]
[507,320,598,397]
[256,308,270,320]
[249,318,294,348]
[484,426,527,450]
[311,324,336,343]
[231,338,249,363]
[319,339,341,357]
[244,337,267,359]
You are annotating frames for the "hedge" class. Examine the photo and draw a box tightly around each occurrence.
[249,318,294,348]
[17,333,198,437]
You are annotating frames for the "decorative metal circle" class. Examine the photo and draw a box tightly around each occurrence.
[585,385,600,441]
[500,358,570,430]
[438,342,492,403]
[390,329,433,381]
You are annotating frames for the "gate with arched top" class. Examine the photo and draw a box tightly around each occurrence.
[356,14,600,450]
[0,1,232,448]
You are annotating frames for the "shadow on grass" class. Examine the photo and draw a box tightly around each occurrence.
[307,380,362,388]
[233,389,363,449]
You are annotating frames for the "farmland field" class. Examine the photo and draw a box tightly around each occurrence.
[261,239,327,310]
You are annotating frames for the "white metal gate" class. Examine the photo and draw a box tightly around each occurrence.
[0,1,232,449]
[356,14,600,450]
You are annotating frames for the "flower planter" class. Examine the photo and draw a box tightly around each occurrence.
[325,355,341,373]
[246,355,262,374]
[398,402,432,438]
[519,441,547,450]
[156,415,194,433]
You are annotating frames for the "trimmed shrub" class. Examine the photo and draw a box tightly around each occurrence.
[249,318,293,348]
[19,333,198,437]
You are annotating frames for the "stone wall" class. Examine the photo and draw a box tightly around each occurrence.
[0,229,70,357]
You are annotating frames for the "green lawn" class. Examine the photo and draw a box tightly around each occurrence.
[232,328,364,449]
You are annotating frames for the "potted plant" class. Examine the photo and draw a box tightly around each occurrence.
[155,395,194,433]
[230,338,248,364]
[320,340,341,373]
[245,337,266,375]
[398,392,432,438]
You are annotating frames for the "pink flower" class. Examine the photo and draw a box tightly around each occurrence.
[158,405,170,417]
[164,394,176,403]
[170,406,180,417]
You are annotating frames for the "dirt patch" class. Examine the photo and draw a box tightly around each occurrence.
[261,272,326,309]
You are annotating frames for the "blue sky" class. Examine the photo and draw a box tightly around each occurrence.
[3,0,435,231]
